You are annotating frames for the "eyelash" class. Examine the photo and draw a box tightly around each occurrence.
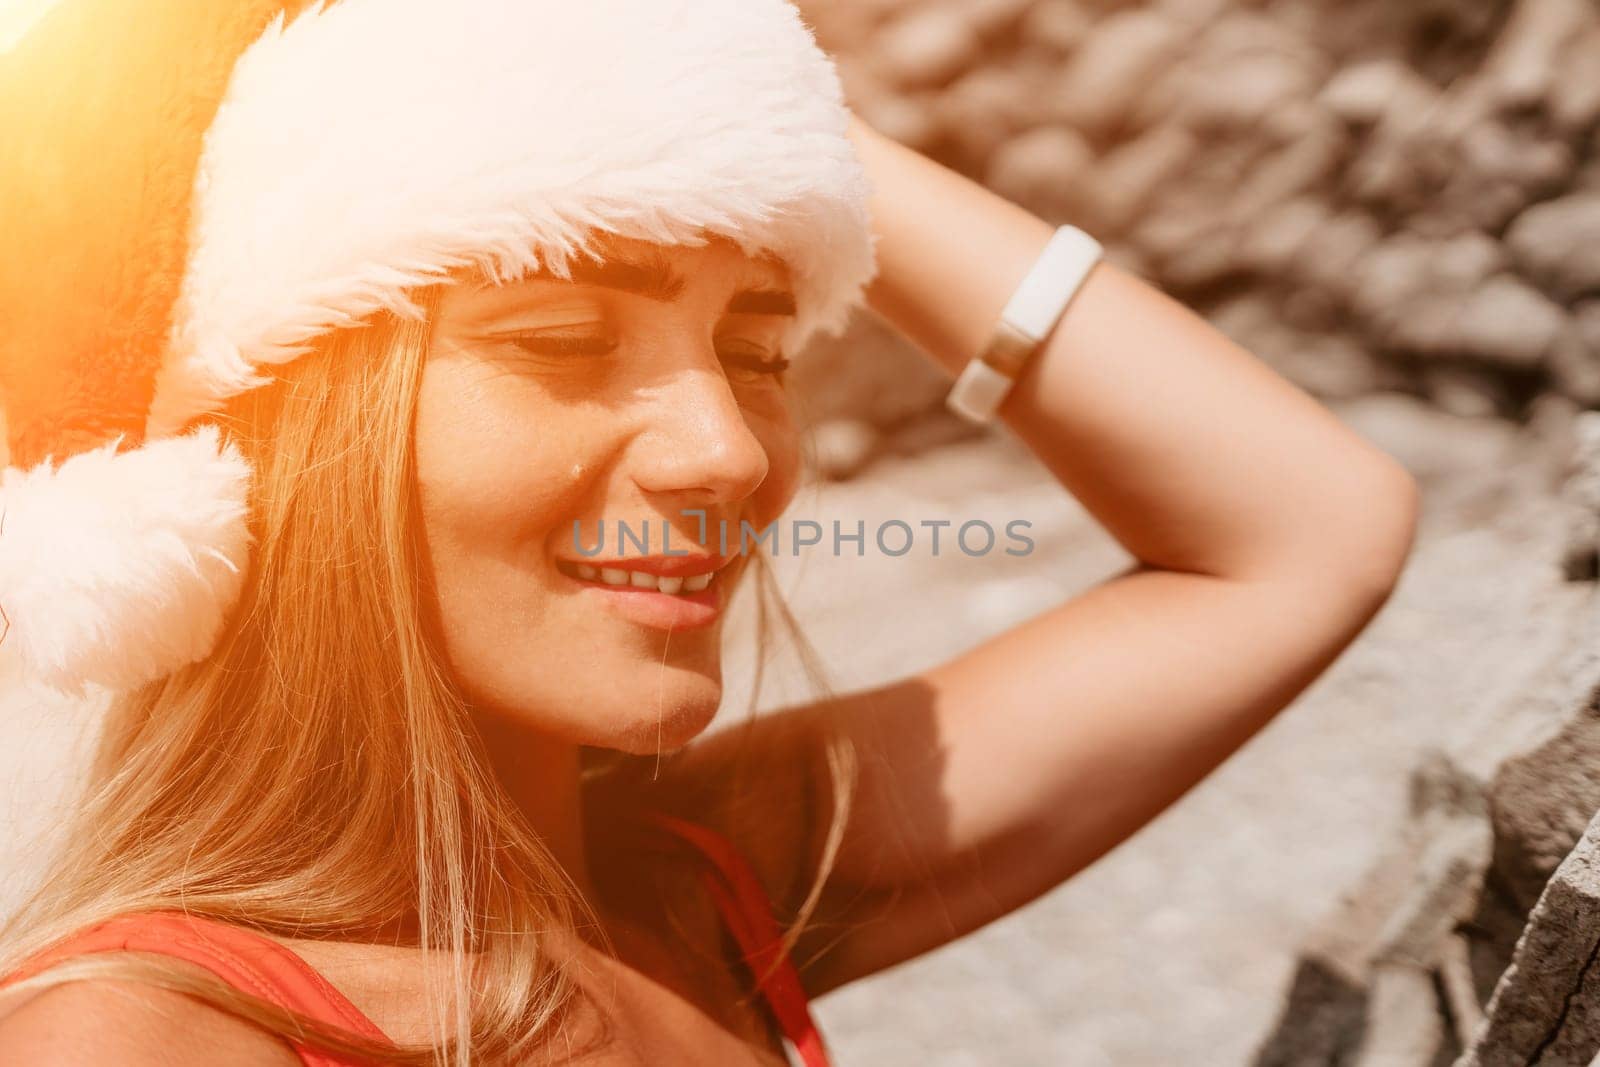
[509,335,790,377]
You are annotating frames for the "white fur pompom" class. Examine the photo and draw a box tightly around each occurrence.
[0,426,252,695]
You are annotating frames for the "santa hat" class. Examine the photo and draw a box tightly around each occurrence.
[0,0,877,695]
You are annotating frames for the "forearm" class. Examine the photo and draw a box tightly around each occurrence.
[845,114,1418,589]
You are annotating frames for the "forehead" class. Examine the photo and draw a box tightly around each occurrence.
[576,230,790,287]
[451,231,792,300]
[440,231,795,325]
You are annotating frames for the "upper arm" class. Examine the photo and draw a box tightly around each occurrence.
[0,978,302,1066]
[647,478,1417,996]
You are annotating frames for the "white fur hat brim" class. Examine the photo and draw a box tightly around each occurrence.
[2,0,874,695]
[0,427,251,695]
[149,0,878,436]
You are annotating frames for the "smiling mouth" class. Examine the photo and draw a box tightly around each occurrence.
[554,559,722,596]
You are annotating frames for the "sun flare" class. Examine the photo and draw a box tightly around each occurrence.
[0,0,57,54]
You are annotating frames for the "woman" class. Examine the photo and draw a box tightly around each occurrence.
[0,0,1419,1063]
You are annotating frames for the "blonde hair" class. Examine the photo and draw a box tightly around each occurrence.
[0,285,856,1064]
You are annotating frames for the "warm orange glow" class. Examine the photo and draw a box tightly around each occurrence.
[0,0,57,55]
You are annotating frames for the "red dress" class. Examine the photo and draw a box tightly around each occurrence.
[0,813,832,1067]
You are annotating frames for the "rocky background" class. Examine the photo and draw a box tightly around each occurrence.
[783,0,1600,478]
[3,1,1600,1065]
[760,0,1600,1063]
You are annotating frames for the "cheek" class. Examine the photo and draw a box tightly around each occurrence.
[747,397,803,527]
[414,361,579,554]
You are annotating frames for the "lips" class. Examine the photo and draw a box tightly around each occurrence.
[554,555,727,631]
[571,551,730,575]
[555,558,720,595]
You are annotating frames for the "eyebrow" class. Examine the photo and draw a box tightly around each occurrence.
[478,248,797,317]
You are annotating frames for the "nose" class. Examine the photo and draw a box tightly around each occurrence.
[629,363,771,507]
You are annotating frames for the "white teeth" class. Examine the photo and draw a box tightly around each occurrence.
[568,561,717,595]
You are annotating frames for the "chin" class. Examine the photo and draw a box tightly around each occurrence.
[602,688,724,756]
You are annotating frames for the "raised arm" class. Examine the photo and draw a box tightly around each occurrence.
[647,112,1419,997]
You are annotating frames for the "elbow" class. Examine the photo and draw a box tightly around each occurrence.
[1334,458,1421,607]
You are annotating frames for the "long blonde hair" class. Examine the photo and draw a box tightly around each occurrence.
[0,285,856,1064]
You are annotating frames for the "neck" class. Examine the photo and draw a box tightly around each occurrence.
[472,712,596,905]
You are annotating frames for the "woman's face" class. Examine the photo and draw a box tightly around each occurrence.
[415,233,802,753]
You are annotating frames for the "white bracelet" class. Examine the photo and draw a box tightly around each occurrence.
[945,224,1103,425]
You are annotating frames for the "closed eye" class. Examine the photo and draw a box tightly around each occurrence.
[507,334,788,378]
[508,334,616,357]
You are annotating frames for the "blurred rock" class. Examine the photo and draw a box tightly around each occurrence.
[1293,212,1386,306]
[964,0,1035,41]
[1247,415,1600,1066]
[1349,234,1455,347]
[1045,10,1185,137]
[1086,123,1197,233]
[1549,324,1600,409]
[1454,274,1569,369]
[1578,302,1600,364]
[1237,196,1330,278]
[871,4,982,89]
[1019,0,1091,56]
[984,125,1096,221]
[1228,114,1347,221]
[934,65,1043,164]
[1421,366,1511,419]
[1505,193,1600,300]
[792,3,1600,1055]
[1318,59,1438,127]
[807,417,881,482]
[1551,25,1600,134]
[812,0,1598,419]
[1480,0,1597,112]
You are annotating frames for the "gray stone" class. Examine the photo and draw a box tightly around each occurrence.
[1454,274,1569,369]
[1353,964,1445,1067]
[1237,197,1330,278]
[1505,194,1600,299]
[1549,325,1600,409]
[855,91,942,154]
[1227,118,1348,222]
[1350,235,1444,340]
[1348,235,1538,362]
[984,125,1096,221]
[1480,0,1597,111]
[1273,334,1389,402]
[1421,366,1509,419]
[962,0,1034,40]
[1319,59,1440,127]
[1486,705,1600,918]
[1019,0,1091,56]
[1291,211,1384,304]
[1578,303,1600,359]
[1173,50,1323,132]
[934,66,1041,164]
[1551,26,1600,133]
[1457,808,1600,1066]
[1440,122,1577,231]
[808,418,881,482]
[1559,407,1600,607]
[1046,10,1186,136]
[871,5,982,89]
[1087,124,1198,233]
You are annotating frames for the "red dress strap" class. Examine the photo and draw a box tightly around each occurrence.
[1,911,394,1066]
[640,810,833,1067]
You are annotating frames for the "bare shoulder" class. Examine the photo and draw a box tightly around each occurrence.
[0,977,301,1065]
